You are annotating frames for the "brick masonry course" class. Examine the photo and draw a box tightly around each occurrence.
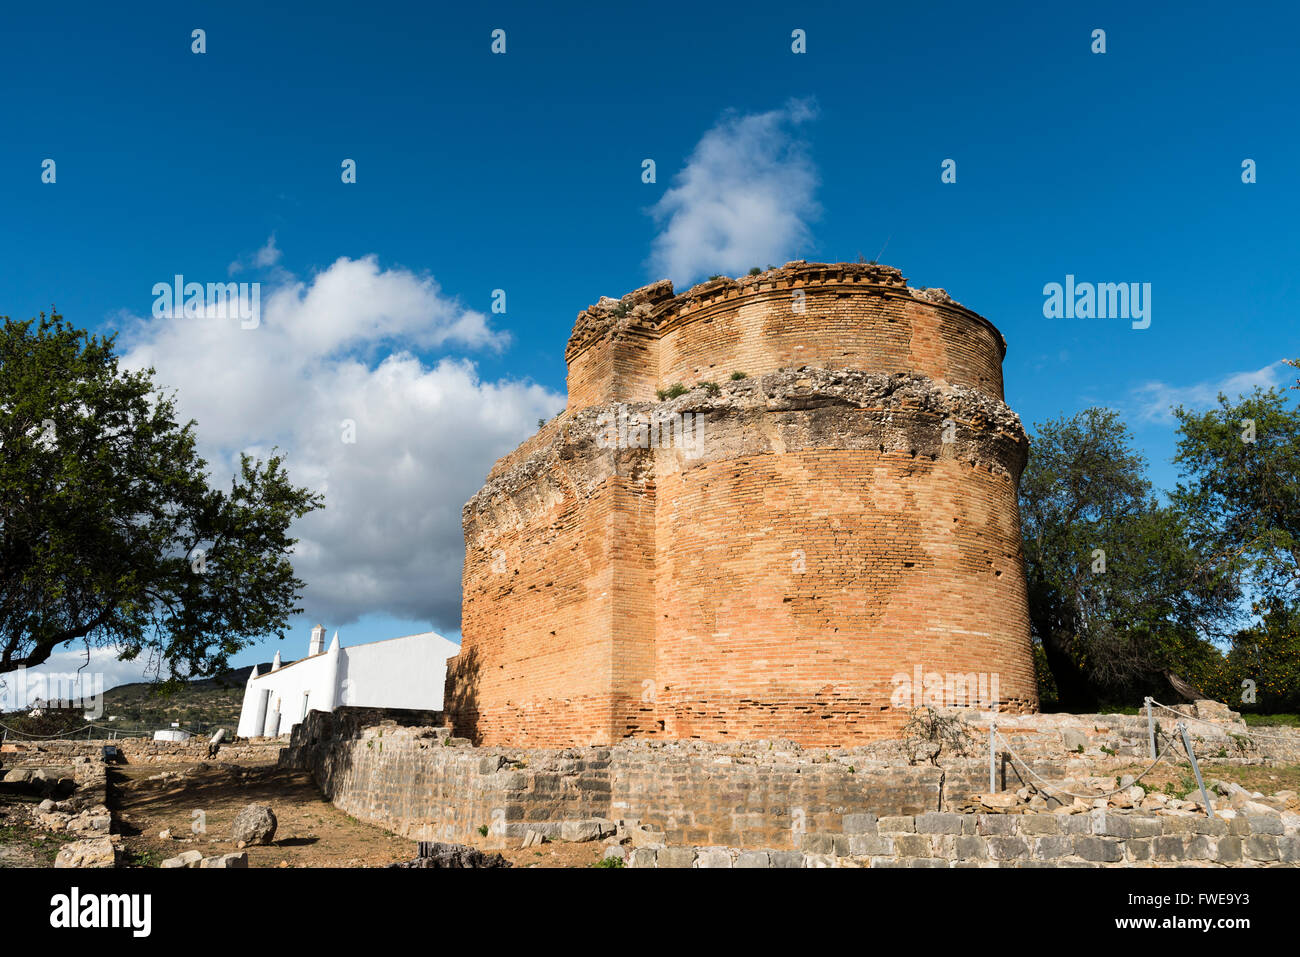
[447,262,1039,747]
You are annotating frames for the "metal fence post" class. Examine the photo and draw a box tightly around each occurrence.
[989,723,997,792]
[1177,722,1214,818]
[1145,696,1156,758]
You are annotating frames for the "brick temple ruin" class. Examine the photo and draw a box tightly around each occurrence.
[445,262,1038,746]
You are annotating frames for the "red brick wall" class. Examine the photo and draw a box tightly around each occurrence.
[449,263,1037,746]
[653,449,1035,741]
[564,264,1006,410]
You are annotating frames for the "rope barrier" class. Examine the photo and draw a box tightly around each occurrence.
[0,721,94,739]
[1147,699,1300,742]
[0,720,157,740]
[993,729,1180,801]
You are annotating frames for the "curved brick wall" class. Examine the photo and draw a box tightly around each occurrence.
[653,449,1035,740]
[564,262,1007,411]
[448,263,1037,746]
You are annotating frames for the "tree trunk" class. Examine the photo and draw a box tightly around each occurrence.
[1040,631,1097,712]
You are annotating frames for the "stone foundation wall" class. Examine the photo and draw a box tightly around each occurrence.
[628,809,1300,868]
[280,709,610,843]
[283,706,1300,865]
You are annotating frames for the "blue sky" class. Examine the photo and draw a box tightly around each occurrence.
[2,1,1296,689]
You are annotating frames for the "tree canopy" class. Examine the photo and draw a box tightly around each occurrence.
[0,312,322,680]
[1020,408,1234,710]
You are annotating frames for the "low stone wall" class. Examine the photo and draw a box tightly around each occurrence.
[282,703,1300,864]
[283,710,1036,847]
[281,710,608,843]
[629,808,1300,868]
[1,737,284,767]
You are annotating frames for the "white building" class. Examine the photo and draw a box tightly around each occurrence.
[235,624,460,739]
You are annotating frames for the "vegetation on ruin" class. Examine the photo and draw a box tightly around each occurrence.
[655,382,688,400]
[901,706,972,766]
[0,313,323,682]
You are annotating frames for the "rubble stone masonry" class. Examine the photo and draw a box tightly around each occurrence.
[447,262,1038,746]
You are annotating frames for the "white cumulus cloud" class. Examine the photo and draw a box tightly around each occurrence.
[648,99,820,285]
[1131,361,1288,423]
[117,249,563,634]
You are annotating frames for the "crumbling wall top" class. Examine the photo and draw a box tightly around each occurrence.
[564,261,983,363]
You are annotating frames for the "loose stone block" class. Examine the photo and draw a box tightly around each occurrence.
[1019,815,1060,836]
[695,847,732,869]
[1090,811,1133,838]
[1033,836,1072,861]
[1073,836,1123,863]
[893,835,932,857]
[1244,813,1284,836]
[1216,837,1243,863]
[656,847,696,869]
[878,816,916,834]
[628,847,658,868]
[955,836,989,860]
[848,835,894,857]
[1244,835,1279,862]
[1152,836,1188,861]
[915,812,963,834]
[976,814,1017,836]
[842,813,878,835]
[1127,817,1162,839]
[1276,836,1299,864]
[1126,838,1152,862]
[799,833,835,854]
[987,836,1030,860]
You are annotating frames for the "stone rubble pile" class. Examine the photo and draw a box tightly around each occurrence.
[388,841,512,868]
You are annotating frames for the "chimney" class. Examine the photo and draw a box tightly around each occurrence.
[309,623,326,656]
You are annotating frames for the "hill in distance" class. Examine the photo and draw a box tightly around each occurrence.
[2,662,287,738]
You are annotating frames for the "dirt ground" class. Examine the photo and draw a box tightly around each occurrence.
[1109,760,1300,801]
[496,840,606,868]
[110,761,608,868]
[112,762,418,868]
[0,794,62,867]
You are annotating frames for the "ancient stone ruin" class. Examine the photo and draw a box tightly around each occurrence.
[446,262,1038,746]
